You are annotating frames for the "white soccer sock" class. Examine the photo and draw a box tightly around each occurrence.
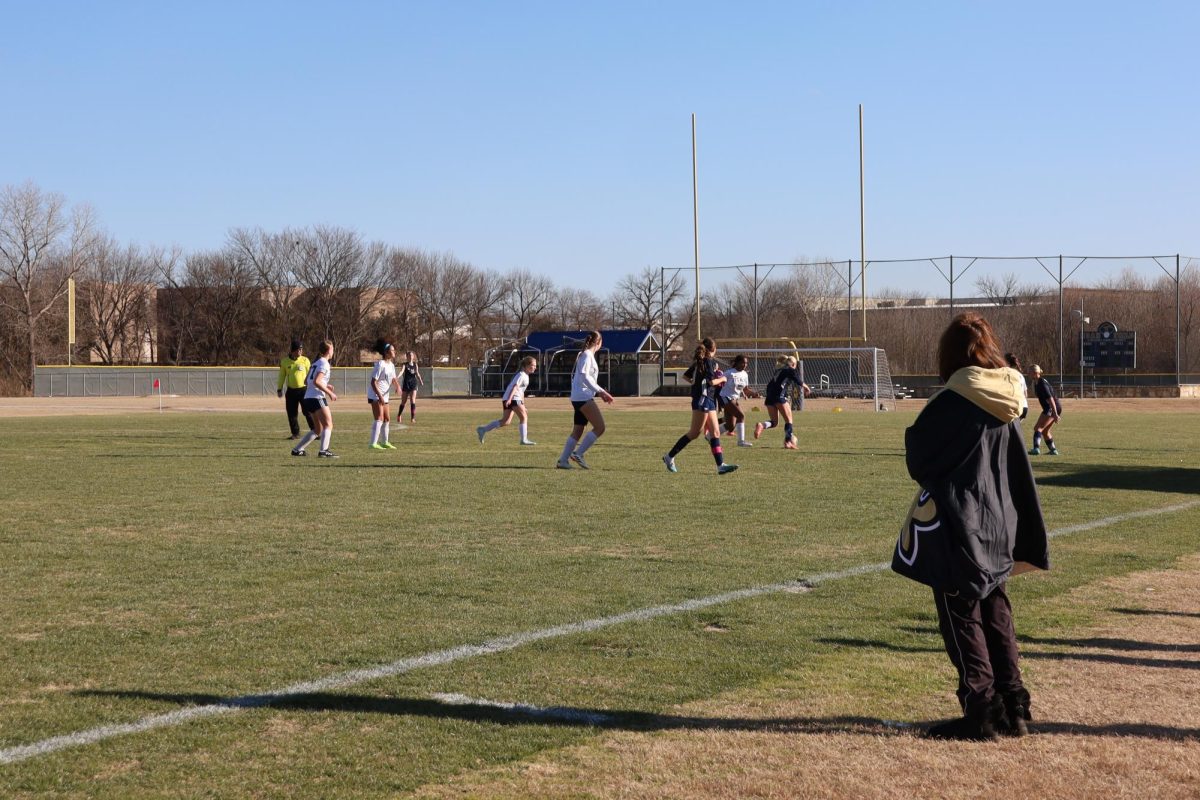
[382,421,390,443]
[519,422,528,441]
[295,431,317,451]
[484,419,502,433]
[576,431,598,455]
[762,420,774,430]
[320,428,332,451]
[560,437,577,463]
[370,420,382,445]
[736,421,746,441]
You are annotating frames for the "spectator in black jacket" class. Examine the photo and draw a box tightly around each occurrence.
[896,312,1050,741]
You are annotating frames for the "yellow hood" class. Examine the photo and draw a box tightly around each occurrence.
[942,366,1024,423]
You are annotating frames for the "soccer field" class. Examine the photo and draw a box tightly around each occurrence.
[1,401,1198,798]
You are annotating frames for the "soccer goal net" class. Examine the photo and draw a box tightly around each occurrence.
[715,345,897,411]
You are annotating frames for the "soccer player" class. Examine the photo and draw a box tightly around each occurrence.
[398,351,424,423]
[291,340,339,458]
[557,331,614,469]
[754,355,811,449]
[367,341,401,450]
[477,356,538,446]
[663,338,738,475]
[718,354,758,447]
[1028,364,1061,455]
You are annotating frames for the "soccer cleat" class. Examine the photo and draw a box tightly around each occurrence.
[288,433,300,440]
[1048,447,1059,455]
[555,460,572,469]
[1028,447,1040,456]
[317,450,339,459]
[737,440,754,447]
[663,454,678,473]
[783,438,798,450]
[291,448,307,457]
[476,425,487,444]
[753,422,764,440]
[520,440,537,446]
[369,443,386,450]
[717,464,739,475]
[570,452,589,470]
[381,441,397,449]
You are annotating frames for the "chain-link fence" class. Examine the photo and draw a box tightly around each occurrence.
[33,366,471,398]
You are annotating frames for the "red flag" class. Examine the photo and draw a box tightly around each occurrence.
[153,378,160,389]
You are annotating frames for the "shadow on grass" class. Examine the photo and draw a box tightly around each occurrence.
[76,690,1200,741]
[820,636,1199,670]
[1018,634,1200,654]
[1034,465,1200,495]
[1113,607,1200,619]
[338,464,547,470]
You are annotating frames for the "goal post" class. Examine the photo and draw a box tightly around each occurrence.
[713,341,896,411]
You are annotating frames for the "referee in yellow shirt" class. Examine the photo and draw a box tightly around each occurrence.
[277,339,313,439]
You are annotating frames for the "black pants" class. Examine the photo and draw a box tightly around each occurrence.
[284,387,313,436]
[933,583,1024,715]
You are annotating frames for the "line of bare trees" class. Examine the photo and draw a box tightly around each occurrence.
[2,180,1196,394]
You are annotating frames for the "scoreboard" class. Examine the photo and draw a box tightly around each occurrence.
[1082,321,1136,369]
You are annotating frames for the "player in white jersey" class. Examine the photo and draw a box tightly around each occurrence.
[368,341,402,450]
[477,356,538,445]
[291,340,339,458]
[557,331,614,469]
[718,354,759,446]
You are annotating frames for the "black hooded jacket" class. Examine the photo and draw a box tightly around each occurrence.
[895,366,1050,598]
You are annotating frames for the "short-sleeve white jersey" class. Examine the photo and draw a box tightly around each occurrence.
[304,357,331,400]
[503,370,530,404]
[1016,372,1029,412]
[719,368,751,402]
[570,349,602,401]
[368,359,397,402]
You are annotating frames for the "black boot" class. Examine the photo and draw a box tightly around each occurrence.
[1000,689,1032,737]
[925,695,1003,742]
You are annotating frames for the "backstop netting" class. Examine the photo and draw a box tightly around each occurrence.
[715,346,897,411]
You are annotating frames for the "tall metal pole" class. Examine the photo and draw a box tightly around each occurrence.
[752,263,759,384]
[1058,256,1064,389]
[858,104,867,341]
[692,113,701,342]
[659,266,666,391]
[1079,296,1085,399]
[1177,254,1182,388]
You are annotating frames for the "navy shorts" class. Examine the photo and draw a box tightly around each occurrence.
[691,396,717,412]
[571,400,590,426]
[765,393,788,407]
[402,381,418,392]
[302,396,328,414]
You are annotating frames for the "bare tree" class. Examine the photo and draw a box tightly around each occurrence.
[556,287,606,330]
[500,269,557,339]
[157,249,263,365]
[975,273,1021,305]
[461,267,506,358]
[291,225,391,359]
[0,182,97,389]
[612,266,695,352]
[79,236,161,364]
[228,227,304,344]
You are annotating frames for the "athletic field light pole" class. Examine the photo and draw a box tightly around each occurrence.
[692,113,701,342]
[858,103,867,342]
[1072,300,1088,399]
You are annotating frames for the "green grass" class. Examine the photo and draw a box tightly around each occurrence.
[0,403,1197,797]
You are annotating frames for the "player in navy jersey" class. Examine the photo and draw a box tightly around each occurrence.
[663,338,738,475]
[754,354,811,449]
[398,351,424,423]
[1028,364,1061,455]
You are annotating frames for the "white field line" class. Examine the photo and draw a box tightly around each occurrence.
[2,498,1197,766]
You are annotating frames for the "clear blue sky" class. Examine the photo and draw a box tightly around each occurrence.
[2,1,1196,296]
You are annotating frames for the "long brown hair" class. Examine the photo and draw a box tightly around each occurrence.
[937,312,1006,382]
[693,338,717,371]
[582,331,602,350]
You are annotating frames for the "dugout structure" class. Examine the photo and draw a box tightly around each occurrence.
[715,342,897,410]
[474,329,662,397]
